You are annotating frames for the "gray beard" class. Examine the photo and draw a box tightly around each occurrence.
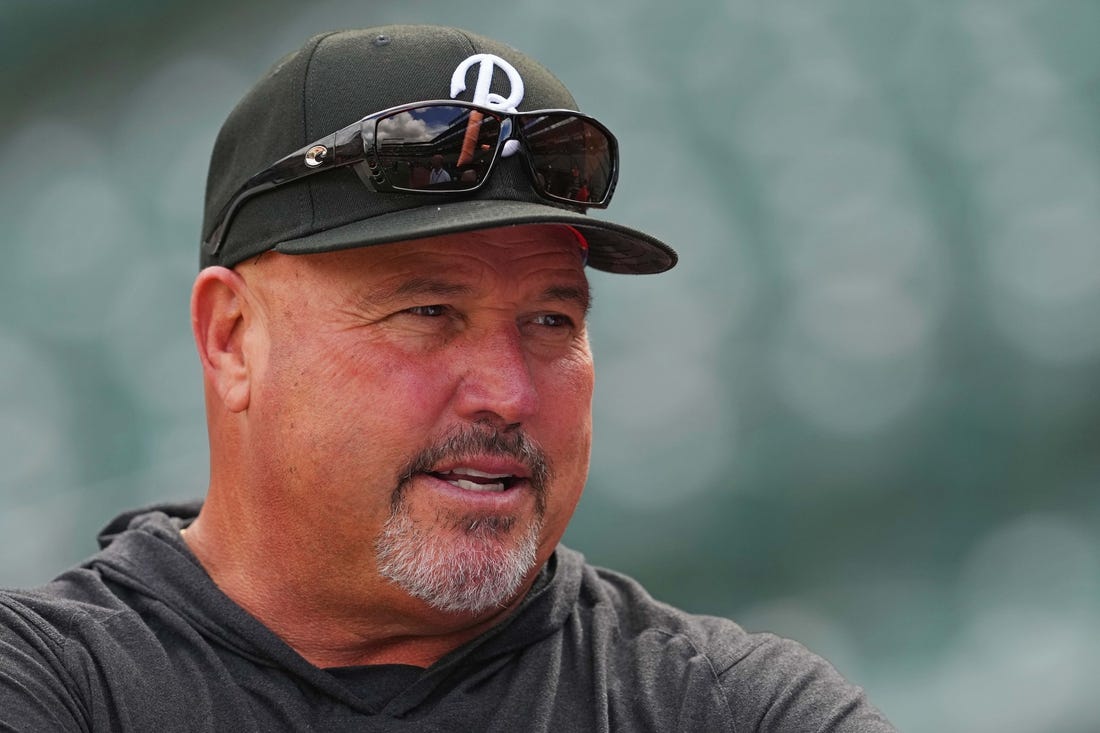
[375,503,542,614]
[374,425,551,614]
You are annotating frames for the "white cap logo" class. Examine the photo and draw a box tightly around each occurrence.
[451,54,525,157]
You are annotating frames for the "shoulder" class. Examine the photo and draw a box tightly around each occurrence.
[558,550,897,732]
[0,570,162,730]
[0,569,136,651]
[571,556,760,665]
[0,506,217,731]
[0,504,200,662]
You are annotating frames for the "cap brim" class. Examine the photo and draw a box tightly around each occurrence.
[273,198,677,274]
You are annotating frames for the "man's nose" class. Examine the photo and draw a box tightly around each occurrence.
[452,324,539,430]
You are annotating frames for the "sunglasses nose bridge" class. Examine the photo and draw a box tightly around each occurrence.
[498,117,522,159]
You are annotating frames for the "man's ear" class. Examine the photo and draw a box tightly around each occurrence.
[191,266,255,413]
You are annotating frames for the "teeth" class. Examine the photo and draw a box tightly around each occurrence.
[452,467,510,479]
[448,478,507,492]
[431,466,517,492]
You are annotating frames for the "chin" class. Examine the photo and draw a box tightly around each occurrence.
[375,509,543,615]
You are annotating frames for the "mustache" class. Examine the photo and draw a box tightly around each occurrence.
[393,425,552,512]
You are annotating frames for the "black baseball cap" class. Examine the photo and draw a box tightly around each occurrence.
[200,25,677,274]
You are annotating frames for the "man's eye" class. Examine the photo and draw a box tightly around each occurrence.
[532,313,574,329]
[405,304,448,317]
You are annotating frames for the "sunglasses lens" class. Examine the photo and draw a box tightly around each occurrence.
[375,106,502,190]
[522,114,615,205]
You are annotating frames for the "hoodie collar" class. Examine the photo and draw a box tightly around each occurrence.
[92,502,585,717]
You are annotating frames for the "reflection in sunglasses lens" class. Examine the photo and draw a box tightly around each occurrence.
[523,115,611,204]
[372,106,610,202]
[376,106,501,191]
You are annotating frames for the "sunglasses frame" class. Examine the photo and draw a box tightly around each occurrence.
[205,100,620,256]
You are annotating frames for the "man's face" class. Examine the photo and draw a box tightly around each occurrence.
[237,225,593,616]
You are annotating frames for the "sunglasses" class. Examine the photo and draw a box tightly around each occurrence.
[206,100,620,255]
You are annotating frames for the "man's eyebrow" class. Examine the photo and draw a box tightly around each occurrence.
[355,278,590,314]
[539,285,591,316]
[393,277,475,299]
[358,277,474,307]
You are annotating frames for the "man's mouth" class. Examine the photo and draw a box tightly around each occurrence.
[428,467,523,493]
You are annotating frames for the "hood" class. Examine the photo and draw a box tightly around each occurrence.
[90,502,583,716]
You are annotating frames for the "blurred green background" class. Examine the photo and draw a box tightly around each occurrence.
[3,1,1099,730]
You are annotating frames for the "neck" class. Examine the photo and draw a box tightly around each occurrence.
[181,503,534,669]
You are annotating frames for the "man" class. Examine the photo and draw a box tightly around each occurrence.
[0,26,896,731]
[428,153,452,185]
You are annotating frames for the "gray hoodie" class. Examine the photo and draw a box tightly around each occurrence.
[0,503,895,731]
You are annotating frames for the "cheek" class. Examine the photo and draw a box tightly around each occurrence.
[276,328,450,411]
[258,333,457,475]
[535,350,594,526]
[540,347,594,449]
